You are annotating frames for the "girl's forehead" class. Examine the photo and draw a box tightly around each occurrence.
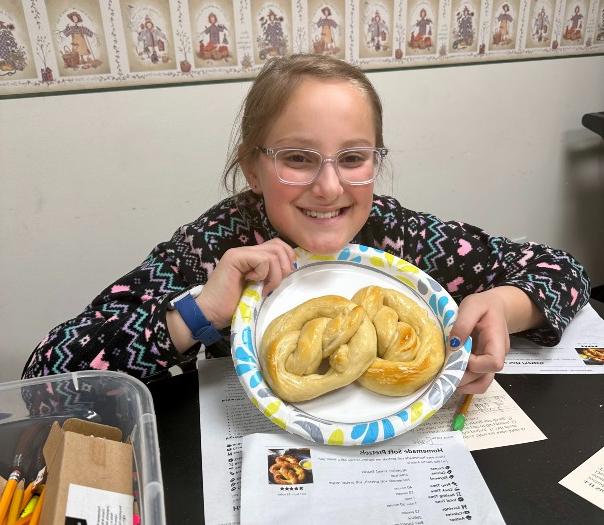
[262,79,375,146]
[286,78,370,107]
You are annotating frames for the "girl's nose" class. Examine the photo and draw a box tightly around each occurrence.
[310,160,344,199]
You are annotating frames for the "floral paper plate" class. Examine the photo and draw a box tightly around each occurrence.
[230,244,472,446]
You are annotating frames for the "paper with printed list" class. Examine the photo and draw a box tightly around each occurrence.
[502,304,604,374]
[240,431,505,525]
[198,357,544,524]
[197,357,277,525]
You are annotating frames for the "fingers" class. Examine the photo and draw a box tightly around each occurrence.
[199,240,297,328]
[243,257,271,282]
[465,317,510,373]
[448,295,486,349]
[458,372,495,394]
[457,331,508,394]
[259,256,283,296]
[249,240,296,295]
[272,242,297,284]
[226,238,297,295]
[467,351,505,373]
[451,291,510,395]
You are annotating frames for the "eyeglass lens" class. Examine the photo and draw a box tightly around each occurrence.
[275,149,381,184]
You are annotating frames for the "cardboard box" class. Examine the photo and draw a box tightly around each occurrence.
[41,418,133,525]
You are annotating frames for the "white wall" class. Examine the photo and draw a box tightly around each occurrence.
[1,56,603,382]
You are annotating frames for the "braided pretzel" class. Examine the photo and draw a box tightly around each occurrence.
[260,295,377,402]
[269,455,306,484]
[352,286,445,396]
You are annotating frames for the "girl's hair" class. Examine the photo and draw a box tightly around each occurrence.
[222,53,384,194]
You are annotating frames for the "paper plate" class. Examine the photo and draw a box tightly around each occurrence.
[231,244,472,446]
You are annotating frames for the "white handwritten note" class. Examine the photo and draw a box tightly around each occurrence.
[411,380,546,451]
[559,446,604,511]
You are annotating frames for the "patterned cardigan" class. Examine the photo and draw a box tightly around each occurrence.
[22,192,591,381]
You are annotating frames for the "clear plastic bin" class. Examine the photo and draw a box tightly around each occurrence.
[0,370,165,525]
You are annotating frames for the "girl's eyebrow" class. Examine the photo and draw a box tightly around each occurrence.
[270,137,374,149]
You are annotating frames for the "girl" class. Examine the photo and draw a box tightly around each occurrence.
[23,54,590,394]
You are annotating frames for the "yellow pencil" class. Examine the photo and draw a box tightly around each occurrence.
[0,470,22,524]
[26,486,44,525]
[20,466,46,517]
[451,393,475,431]
[17,483,33,516]
[18,495,38,520]
[14,515,31,525]
[7,479,24,525]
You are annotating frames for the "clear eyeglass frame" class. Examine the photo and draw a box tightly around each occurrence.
[257,145,389,186]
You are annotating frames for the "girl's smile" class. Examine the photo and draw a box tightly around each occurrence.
[298,205,349,219]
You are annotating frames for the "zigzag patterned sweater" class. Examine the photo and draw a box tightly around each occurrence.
[22,192,590,381]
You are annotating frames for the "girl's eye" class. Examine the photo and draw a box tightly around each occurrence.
[280,151,318,168]
[287,154,309,163]
[339,151,370,167]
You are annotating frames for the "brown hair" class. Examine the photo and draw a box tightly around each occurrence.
[222,53,384,193]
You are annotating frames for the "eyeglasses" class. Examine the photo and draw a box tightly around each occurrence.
[257,146,388,186]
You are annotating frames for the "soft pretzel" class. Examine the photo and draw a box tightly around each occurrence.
[269,455,306,484]
[259,295,377,402]
[351,286,445,396]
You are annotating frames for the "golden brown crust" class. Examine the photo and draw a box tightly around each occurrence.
[352,286,445,396]
[269,455,306,484]
[259,295,377,402]
[258,286,444,401]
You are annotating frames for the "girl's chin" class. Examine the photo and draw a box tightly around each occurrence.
[296,238,350,255]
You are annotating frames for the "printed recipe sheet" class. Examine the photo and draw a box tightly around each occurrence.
[240,431,506,525]
[502,305,604,374]
[198,357,546,524]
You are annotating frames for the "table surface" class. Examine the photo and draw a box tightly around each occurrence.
[148,371,604,525]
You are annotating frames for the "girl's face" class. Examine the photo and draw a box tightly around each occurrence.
[243,78,376,254]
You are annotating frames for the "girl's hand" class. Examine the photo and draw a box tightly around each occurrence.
[197,238,297,329]
[449,289,510,394]
[449,286,544,394]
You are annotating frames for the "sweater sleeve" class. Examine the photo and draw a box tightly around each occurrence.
[21,241,198,381]
[367,197,591,346]
[22,193,272,381]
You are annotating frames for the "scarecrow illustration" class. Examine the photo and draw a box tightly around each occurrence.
[199,12,229,60]
[452,5,475,49]
[532,7,550,42]
[367,10,388,51]
[563,5,583,41]
[597,6,604,41]
[137,15,168,64]
[409,8,433,49]
[314,6,338,54]
[59,11,100,69]
[258,9,287,59]
[0,20,27,75]
[493,3,513,45]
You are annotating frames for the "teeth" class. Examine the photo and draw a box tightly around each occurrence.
[303,209,341,219]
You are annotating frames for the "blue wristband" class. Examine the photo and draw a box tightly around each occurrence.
[172,292,223,346]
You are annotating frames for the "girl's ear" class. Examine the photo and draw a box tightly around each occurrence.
[240,146,262,194]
